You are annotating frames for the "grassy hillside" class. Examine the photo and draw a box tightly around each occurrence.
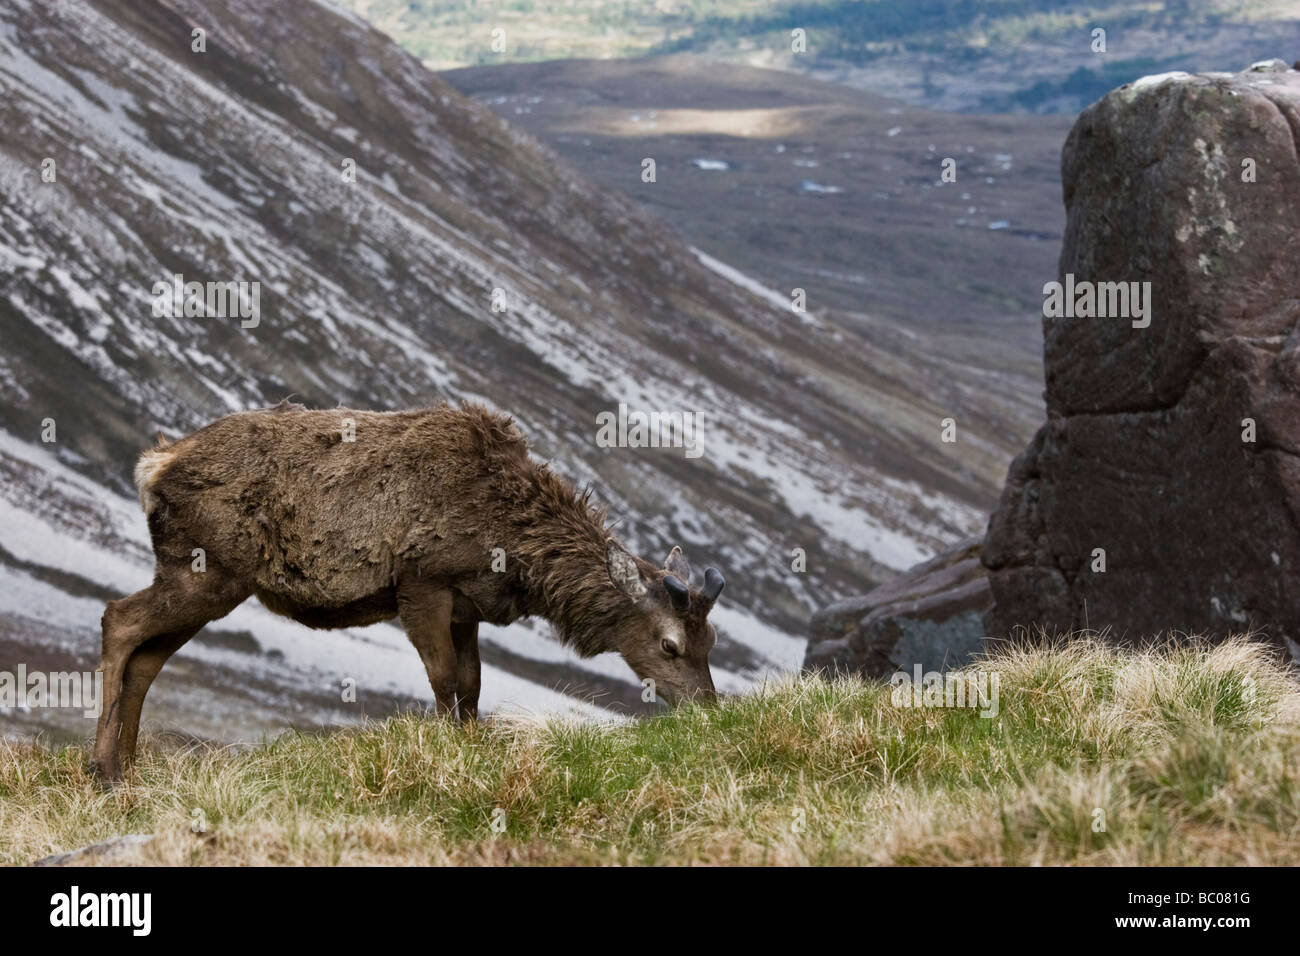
[445,55,1068,353]
[343,0,1300,112]
[3,637,1296,865]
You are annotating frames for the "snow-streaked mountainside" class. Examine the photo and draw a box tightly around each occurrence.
[1,0,1013,739]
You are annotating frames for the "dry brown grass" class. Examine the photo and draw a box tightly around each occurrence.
[3,636,1296,865]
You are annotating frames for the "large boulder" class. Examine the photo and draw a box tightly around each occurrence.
[983,64,1300,657]
[804,537,991,677]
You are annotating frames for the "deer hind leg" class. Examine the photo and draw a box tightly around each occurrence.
[397,583,458,717]
[93,567,247,784]
[451,621,481,722]
[116,628,201,769]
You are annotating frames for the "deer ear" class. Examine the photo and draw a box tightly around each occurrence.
[607,543,647,601]
[664,545,693,585]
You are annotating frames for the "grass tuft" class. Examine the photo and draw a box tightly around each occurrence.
[2,636,1296,865]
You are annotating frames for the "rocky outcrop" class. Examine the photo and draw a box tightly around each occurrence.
[983,65,1300,656]
[33,834,154,867]
[804,537,991,676]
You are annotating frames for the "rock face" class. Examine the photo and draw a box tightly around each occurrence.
[983,66,1300,656]
[804,537,991,676]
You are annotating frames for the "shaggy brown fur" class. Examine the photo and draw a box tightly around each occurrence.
[92,401,724,783]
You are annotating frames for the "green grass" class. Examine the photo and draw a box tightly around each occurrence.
[3,636,1297,865]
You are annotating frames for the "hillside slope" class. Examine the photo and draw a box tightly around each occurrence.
[345,0,1300,113]
[444,55,1069,353]
[3,0,1020,739]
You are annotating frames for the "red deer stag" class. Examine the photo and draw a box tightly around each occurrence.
[92,401,724,782]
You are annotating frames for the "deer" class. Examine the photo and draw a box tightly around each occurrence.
[91,400,724,783]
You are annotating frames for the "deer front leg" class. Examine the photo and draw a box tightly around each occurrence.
[397,583,458,717]
[451,621,481,722]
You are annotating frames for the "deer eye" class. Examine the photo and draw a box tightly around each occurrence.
[661,638,680,658]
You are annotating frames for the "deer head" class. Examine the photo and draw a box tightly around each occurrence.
[605,544,724,706]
